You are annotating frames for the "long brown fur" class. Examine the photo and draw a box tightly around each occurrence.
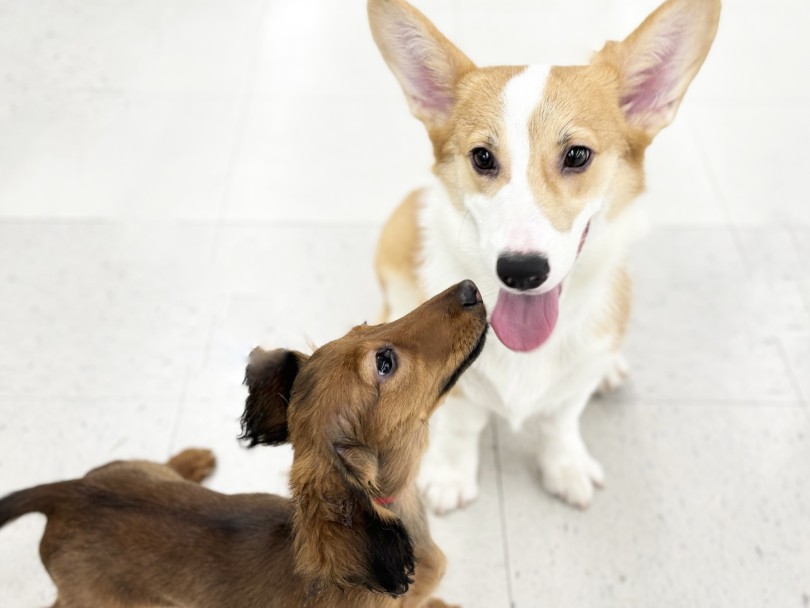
[0,281,487,608]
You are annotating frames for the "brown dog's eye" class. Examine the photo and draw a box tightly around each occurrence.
[375,349,395,376]
[563,146,592,170]
[471,147,497,174]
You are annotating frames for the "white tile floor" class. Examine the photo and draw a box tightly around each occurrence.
[0,0,808,606]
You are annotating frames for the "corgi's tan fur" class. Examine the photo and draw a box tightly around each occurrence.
[369,0,720,511]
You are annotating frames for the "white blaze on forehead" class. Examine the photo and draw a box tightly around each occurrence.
[502,65,551,204]
[487,64,559,257]
[460,64,599,294]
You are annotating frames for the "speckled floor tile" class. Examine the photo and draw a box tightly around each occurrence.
[779,332,810,405]
[1,0,809,605]
[690,104,810,227]
[0,222,220,400]
[499,403,810,608]
[430,421,512,608]
[170,396,293,497]
[621,228,801,404]
[0,397,178,607]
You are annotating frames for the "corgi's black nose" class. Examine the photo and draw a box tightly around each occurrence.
[458,280,482,307]
[496,254,549,291]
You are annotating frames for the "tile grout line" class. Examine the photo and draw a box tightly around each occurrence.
[490,418,516,608]
[169,291,228,456]
[596,395,805,407]
[774,338,809,407]
[786,227,810,317]
[199,0,268,371]
[784,226,810,407]
[199,292,230,372]
[211,0,273,252]
[167,366,194,457]
[685,113,749,267]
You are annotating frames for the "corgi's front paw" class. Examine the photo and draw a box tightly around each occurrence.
[418,463,479,515]
[597,353,629,395]
[537,449,604,509]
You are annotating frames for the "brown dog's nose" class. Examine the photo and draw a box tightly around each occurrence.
[459,280,482,307]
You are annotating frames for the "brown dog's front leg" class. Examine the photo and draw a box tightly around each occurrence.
[400,542,460,608]
[422,599,461,608]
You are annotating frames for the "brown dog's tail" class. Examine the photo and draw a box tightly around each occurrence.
[0,481,73,529]
[166,448,216,484]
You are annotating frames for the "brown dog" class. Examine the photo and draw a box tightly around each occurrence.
[0,280,487,608]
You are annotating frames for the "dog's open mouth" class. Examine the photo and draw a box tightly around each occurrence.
[439,323,488,396]
[490,220,589,353]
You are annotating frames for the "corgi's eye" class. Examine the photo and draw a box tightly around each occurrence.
[563,146,592,170]
[375,349,396,377]
[471,147,497,175]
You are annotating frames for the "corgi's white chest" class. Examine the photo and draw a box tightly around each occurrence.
[416,182,628,427]
[458,300,615,428]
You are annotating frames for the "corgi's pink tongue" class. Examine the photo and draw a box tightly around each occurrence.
[491,286,561,352]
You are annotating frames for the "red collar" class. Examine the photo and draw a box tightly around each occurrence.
[373,496,396,506]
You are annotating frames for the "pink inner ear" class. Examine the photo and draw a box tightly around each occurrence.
[393,22,452,116]
[620,27,685,121]
[409,63,451,114]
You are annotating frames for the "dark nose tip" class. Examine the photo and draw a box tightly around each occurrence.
[496,254,549,291]
[458,280,482,307]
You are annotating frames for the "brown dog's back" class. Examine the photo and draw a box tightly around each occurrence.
[0,480,73,528]
[0,451,307,607]
[42,474,297,606]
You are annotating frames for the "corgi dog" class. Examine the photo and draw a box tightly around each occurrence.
[369,0,720,511]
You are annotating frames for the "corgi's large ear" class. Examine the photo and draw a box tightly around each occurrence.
[594,0,720,137]
[240,348,308,446]
[368,0,475,130]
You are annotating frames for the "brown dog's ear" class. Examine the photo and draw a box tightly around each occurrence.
[333,444,415,593]
[334,444,381,496]
[351,488,415,596]
[291,446,415,596]
[240,348,307,446]
[293,484,415,596]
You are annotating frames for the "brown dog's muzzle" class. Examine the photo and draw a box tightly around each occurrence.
[382,279,488,397]
[457,278,483,307]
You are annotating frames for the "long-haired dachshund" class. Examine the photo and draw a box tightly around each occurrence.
[0,280,486,608]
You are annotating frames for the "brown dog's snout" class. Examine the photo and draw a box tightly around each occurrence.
[389,280,487,366]
[458,279,482,307]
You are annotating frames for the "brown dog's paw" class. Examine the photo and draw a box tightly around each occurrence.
[167,448,216,483]
[423,599,460,608]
